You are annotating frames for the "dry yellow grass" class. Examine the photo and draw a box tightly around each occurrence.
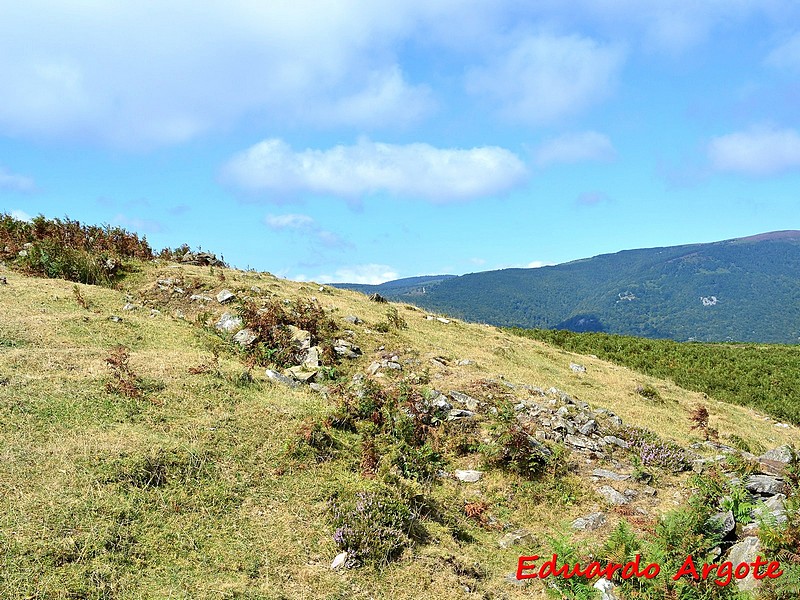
[0,262,795,599]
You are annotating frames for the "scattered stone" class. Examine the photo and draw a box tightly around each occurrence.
[304,346,321,368]
[331,551,347,570]
[597,485,630,506]
[109,315,123,322]
[456,359,474,366]
[570,363,587,373]
[450,391,480,412]
[149,309,161,317]
[565,434,599,451]
[758,445,794,476]
[437,317,451,324]
[752,494,787,525]
[190,294,213,302]
[594,578,619,600]
[571,512,606,531]
[603,436,629,449]
[287,366,318,383]
[592,469,630,481]
[579,420,597,435]
[454,469,483,483]
[215,312,242,333]
[181,251,225,267]
[122,303,136,311]
[641,486,657,496]
[447,409,476,421]
[265,369,299,388]
[727,537,761,593]
[233,328,258,347]
[368,293,387,303]
[498,529,534,549]
[710,510,736,538]
[343,315,362,324]
[288,325,312,349]
[504,572,528,587]
[745,474,788,496]
[216,289,236,304]
[333,339,361,359]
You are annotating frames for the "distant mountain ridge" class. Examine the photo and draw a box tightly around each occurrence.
[332,231,800,343]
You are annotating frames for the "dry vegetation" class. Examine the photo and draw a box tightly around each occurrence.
[1,258,798,599]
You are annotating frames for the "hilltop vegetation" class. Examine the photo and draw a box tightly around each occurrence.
[511,329,800,426]
[1,217,799,598]
[335,232,800,344]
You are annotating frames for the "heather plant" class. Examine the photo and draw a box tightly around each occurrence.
[616,425,689,472]
[329,486,422,567]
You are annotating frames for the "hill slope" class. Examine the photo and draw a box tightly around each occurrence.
[334,231,800,343]
[1,262,798,599]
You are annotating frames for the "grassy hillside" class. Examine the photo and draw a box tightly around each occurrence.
[334,232,800,344]
[510,329,800,426]
[1,260,799,599]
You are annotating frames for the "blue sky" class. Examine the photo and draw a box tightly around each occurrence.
[2,1,800,283]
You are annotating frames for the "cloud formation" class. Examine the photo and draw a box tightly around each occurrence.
[466,33,625,124]
[0,166,36,192]
[765,33,800,71]
[708,127,800,175]
[535,131,616,166]
[264,213,349,249]
[320,263,399,285]
[225,138,528,202]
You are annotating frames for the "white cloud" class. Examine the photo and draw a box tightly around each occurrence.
[320,263,399,285]
[0,167,36,192]
[264,213,350,249]
[535,131,616,167]
[525,261,553,268]
[765,33,800,71]
[465,33,625,124]
[708,126,800,175]
[224,138,528,202]
[0,1,455,147]
[9,209,33,222]
[265,214,315,230]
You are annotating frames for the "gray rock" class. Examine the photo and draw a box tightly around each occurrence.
[343,315,362,324]
[454,469,483,483]
[498,529,534,549]
[122,303,137,311]
[746,474,788,496]
[447,409,476,421]
[333,339,361,358]
[109,315,123,322]
[603,436,629,448]
[215,312,242,333]
[758,445,794,475]
[233,328,258,347]
[727,536,761,592]
[216,289,236,304]
[456,359,474,366]
[592,469,630,481]
[571,512,606,531]
[565,434,599,451]
[593,578,619,600]
[289,326,312,349]
[579,419,597,435]
[450,391,480,411]
[570,363,587,373]
[752,494,787,525]
[190,294,213,302]
[287,366,318,383]
[597,485,630,505]
[149,309,161,317]
[710,510,736,538]
[303,346,320,368]
[265,369,299,388]
[331,551,347,570]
